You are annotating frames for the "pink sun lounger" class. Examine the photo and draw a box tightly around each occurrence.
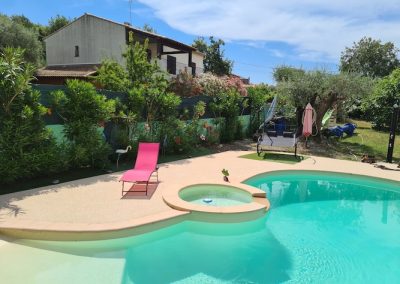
[120,142,160,196]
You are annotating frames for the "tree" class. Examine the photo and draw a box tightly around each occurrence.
[362,68,400,130]
[10,15,36,30]
[142,24,157,33]
[97,32,181,140]
[125,31,181,119]
[192,37,208,53]
[275,67,373,138]
[125,32,160,87]
[0,14,43,65]
[340,37,400,78]
[273,65,305,82]
[46,15,70,35]
[0,48,61,183]
[193,36,233,76]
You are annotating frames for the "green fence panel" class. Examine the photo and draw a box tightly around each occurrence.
[47,125,105,144]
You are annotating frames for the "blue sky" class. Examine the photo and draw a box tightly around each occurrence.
[2,0,399,84]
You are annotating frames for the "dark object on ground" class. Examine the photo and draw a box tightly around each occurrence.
[361,154,376,163]
[374,164,400,171]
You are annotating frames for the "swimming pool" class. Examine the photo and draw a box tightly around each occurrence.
[179,184,252,206]
[0,171,399,283]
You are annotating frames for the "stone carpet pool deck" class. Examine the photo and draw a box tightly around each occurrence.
[0,151,399,239]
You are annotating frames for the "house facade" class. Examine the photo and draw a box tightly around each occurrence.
[37,14,204,84]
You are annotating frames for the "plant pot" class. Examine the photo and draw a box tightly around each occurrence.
[223,176,229,182]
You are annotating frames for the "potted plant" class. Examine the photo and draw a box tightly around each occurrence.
[222,168,230,182]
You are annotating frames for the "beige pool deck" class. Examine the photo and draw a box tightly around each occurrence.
[0,150,399,240]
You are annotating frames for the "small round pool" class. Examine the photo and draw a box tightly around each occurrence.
[179,184,252,206]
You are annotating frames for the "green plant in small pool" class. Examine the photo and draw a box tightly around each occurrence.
[222,168,230,182]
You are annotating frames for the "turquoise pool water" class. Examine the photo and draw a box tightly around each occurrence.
[179,184,252,206]
[0,171,399,283]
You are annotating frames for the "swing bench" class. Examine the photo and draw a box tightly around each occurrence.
[256,96,300,157]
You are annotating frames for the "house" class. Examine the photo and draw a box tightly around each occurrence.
[36,13,204,85]
[231,74,251,85]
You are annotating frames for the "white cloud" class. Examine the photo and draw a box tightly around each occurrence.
[137,0,400,62]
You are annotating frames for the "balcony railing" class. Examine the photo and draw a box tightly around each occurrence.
[157,58,204,76]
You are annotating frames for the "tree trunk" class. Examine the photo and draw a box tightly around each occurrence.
[296,107,304,136]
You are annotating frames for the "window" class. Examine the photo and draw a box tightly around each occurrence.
[191,62,196,76]
[167,55,176,75]
[74,46,79,57]
[146,49,152,62]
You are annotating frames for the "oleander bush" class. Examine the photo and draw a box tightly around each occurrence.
[197,73,228,97]
[169,70,202,97]
[0,47,62,183]
[223,75,248,97]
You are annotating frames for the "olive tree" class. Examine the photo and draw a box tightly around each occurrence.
[0,14,43,66]
[275,67,373,138]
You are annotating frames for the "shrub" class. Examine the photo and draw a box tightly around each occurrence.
[223,75,248,97]
[235,119,244,140]
[158,101,206,154]
[0,48,62,183]
[247,84,275,135]
[203,122,220,145]
[209,88,242,143]
[197,73,228,97]
[169,70,203,97]
[95,59,129,92]
[50,80,115,169]
[158,118,189,154]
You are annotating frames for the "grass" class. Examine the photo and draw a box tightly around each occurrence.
[240,152,305,164]
[0,146,215,194]
[303,120,400,163]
